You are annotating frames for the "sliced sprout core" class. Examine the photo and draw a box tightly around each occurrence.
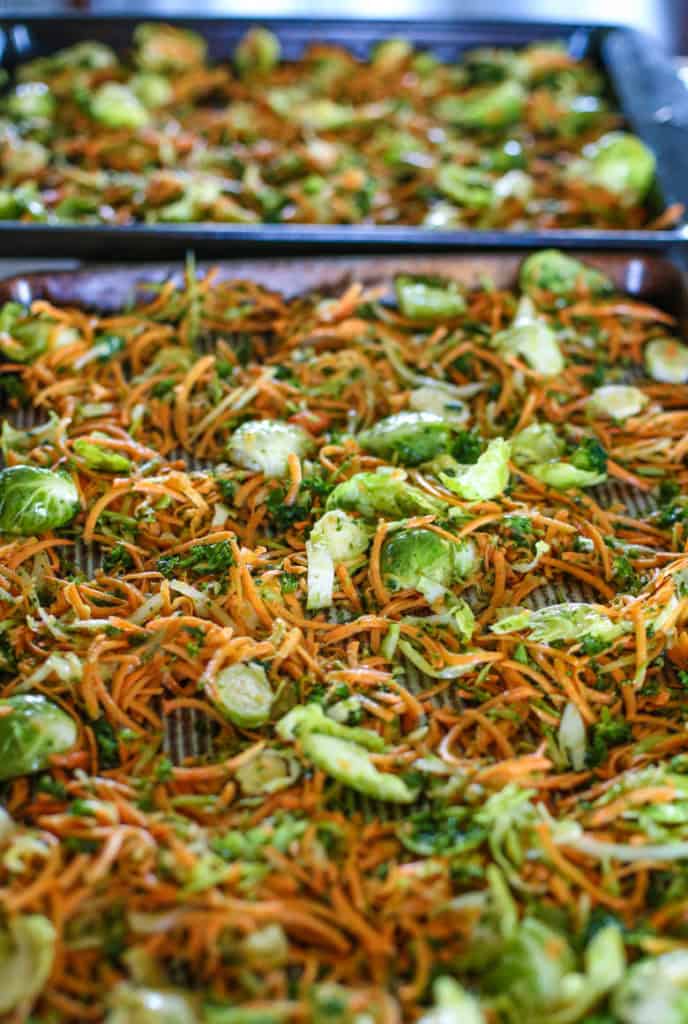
[645,338,688,384]
[211,662,274,728]
[587,385,648,420]
[227,419,312,478]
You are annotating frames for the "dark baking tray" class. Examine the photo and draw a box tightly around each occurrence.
[1,15,688,258]
[1,250,686,327]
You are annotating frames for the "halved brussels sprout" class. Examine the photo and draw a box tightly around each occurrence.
[519,250,614,302]
[558,700,586,771]
[90,82,149,129]
[226,419,312,478]
[292,99,356,131]
[358,411,452,466]
[576,132,656,203]
[511,421,565,467]
[437,164,494,209]
[307,509,371,610]
[645,338,688,384]
[0,465,80,535]
[74,437,132,473]
[235,749,300,795]
[129,72,173,108]
[310,510,371,563]
[462,46,521,85]
[439,437,511,501]
[0,694,78,780]
[493,297,564,376]
[483,917,575,1014]
[382,130,428,168]
[586,385,648,420]
[480,138,526,172]
[6,83,56,120]
[436,80,525,130]
[530,460,605,490]
[306,540,335,611]
[530,435,607,490]
[3,140,48,181]
[409,386,469,425]
[612,951,688,1024]
[0,301,79,363]
[418,976,485,1024]
[210,662,273,728]
[133,23,207,73]
[327,470,445,519]
[151,179,223,224]
[241,924,289,967]
[453,538,480,578]
[395,276,466,320]
[381,527,460,594]
[494,169,533,203]
[278,703,412,801]
[235,28,281,77]
[0,914,56,1014]
[17,41,116,81]
[372,38,412,72]
[106,983,198,1024]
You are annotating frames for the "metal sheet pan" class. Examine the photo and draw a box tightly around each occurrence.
[1,15,688,257]
[0,249,683,761]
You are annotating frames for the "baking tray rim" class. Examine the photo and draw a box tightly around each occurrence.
[0,249,686,316]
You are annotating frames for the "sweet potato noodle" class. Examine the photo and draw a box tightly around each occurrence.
[2,252,688,1021]
[0,23,682,230]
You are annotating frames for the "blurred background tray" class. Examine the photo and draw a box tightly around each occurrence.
[1,15,688,256]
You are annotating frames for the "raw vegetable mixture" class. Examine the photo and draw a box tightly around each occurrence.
[0,23,679,230]
[2,251,688,1021]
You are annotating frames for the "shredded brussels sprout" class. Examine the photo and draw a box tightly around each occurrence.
[0,914,56,1014]
[439,437,511,501]
[493,296,565,376]
[395,276,466,320]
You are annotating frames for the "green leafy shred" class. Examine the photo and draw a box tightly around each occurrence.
[157,541,234,578]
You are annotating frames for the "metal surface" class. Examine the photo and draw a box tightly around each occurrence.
[1,15,688,256]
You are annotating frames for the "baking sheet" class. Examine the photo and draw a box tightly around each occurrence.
[0,250,682,763]
[1,15,688,256]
